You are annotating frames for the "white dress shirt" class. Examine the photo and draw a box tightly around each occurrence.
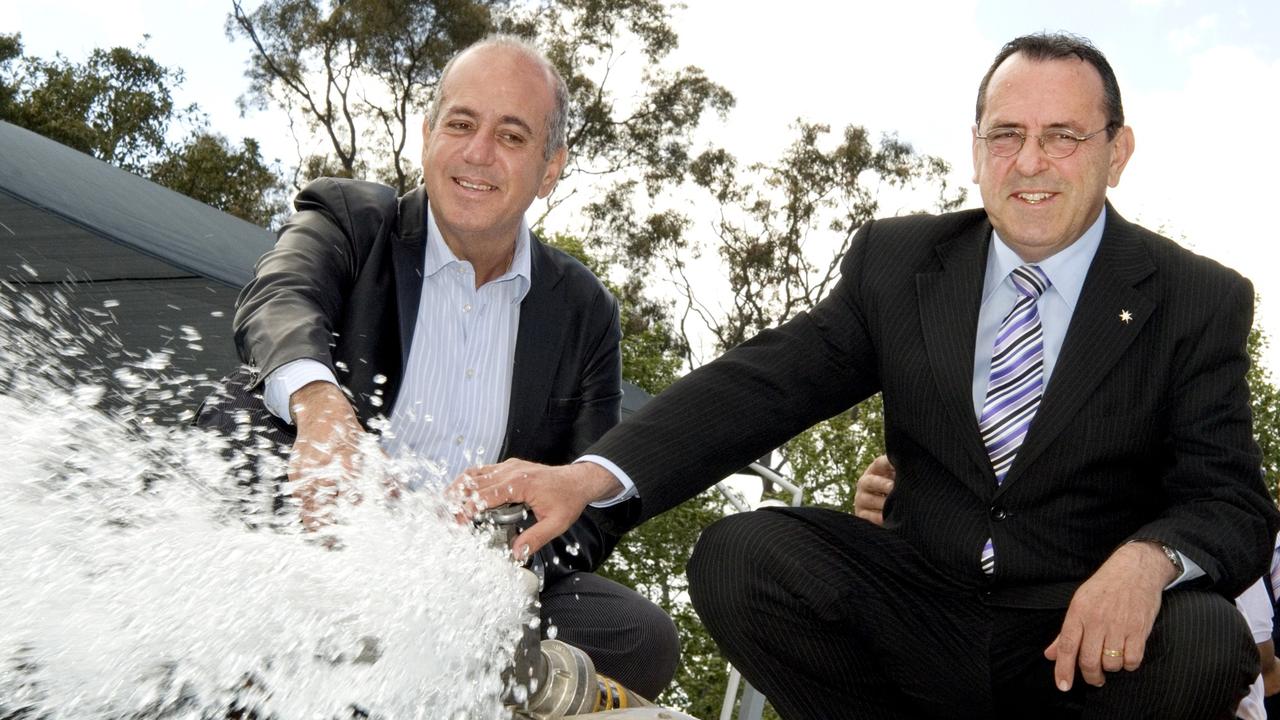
[263,202,530,489]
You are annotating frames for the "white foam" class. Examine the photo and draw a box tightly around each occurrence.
[0,290,528,719]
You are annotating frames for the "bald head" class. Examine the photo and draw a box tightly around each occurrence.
[429,35,569,160]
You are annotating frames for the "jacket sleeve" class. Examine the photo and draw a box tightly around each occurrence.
[538,284,630,577]
[233,178,391,387]
[587,220,884,525]
[1128,274,1278,597]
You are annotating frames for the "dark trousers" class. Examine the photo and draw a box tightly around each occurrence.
[687,506,1257,720]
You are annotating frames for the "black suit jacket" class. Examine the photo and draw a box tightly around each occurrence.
[226,177,633,574]
[589,205,1279,607]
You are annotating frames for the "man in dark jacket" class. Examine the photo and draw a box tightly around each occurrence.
[456,32,1278,717]
[207,34,677,699]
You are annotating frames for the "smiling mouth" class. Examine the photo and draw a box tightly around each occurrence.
[454,177,497,192]
[1015,192,1054,204]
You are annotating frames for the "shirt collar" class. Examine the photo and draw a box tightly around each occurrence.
[985,206,1106,311]
[424,201,532,303]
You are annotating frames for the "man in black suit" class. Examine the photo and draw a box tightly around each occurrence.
[456,33,1279,717]
[213,35,677,699]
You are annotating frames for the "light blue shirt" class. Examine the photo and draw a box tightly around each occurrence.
[971,209,1106,416]
[263,201,530,488]
[381,204,529,487]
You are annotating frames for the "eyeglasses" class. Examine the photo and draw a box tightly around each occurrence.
[975,126,1111,159]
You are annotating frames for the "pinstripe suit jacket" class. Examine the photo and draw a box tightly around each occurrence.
[590,204,1278,608]
[227,178,632,575]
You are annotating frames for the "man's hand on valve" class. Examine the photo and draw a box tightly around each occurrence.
[448,459,623,561]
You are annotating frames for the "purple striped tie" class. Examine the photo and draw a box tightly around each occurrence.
[979,264,1050,575]
[1270,545,1280,603]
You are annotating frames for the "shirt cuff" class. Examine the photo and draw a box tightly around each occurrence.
[262,359,339,424]
[576,455,636,507]
[1168,550,1204,588]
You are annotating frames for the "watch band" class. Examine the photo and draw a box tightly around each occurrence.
[1129,538,1184,576]
[1158,543,1185,575]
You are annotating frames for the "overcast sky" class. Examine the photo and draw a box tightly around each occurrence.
[10,0,1280,369]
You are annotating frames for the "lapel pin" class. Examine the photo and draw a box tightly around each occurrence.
[1119,309,1133,324]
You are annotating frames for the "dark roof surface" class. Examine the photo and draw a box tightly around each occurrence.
[0,120,275,394]
[0,120,273,287]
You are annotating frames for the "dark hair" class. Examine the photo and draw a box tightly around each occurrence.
[975,32,1123,139]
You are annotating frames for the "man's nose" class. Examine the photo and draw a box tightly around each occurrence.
[462,130,496,165]
[1013,135,1050,176]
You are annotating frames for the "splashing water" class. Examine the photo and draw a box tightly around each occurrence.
[0,288,529,719]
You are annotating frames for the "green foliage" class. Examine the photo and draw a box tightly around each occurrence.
[544,233,684,396]
[1248,324,1280,500]
[0,34,194,173]
[0,33,286,227]
[535,0,734,194]
[228,0,500,192]
[149,133,287,228]
[683,122,966,352]
[0,34,21,119]
[778,395,886,512]
[228,0,734,217]
[598,490,729,716]
[534,22,958,715]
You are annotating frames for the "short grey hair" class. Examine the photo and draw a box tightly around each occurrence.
[428,34,569,161]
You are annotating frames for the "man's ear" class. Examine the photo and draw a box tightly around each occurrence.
[971,125,982,184]
[537,146,569,198]
[1107,125,1135,188]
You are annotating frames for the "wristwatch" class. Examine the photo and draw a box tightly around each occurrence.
[1131,538,1184,576]
[1157,543,1184,575]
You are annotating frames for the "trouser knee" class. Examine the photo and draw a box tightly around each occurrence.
[687,513,760,618]
[1094,590,1257,719]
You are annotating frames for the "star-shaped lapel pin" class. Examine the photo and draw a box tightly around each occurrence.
[1119,309,1133,324]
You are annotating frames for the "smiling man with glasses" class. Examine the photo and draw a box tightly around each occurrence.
[455,32,1277,718]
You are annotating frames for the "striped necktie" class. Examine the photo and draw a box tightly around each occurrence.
[1270,544,1280,603]
[979,264,1051,575]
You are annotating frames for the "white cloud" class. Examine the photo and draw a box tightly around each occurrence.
[1167,13,1220,53]
[1118,42,1280,363]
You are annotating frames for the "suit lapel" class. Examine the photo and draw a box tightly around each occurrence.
[917,220,998,496]
[393,187,428,370]
[998,207,1155,491]
[499,235,568,460]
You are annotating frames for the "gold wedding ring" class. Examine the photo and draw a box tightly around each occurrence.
[1102,648,1124,658]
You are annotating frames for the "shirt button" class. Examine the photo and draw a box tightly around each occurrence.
[454,435,464,445]
[465,368,475,379]
[462,303,472,313]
